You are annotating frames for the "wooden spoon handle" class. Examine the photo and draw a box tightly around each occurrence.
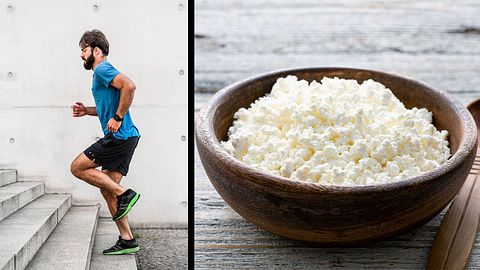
[427,153,480,269]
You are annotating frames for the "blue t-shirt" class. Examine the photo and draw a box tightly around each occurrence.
[92,61,140,140]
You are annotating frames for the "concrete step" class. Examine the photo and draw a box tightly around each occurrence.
[90,218,138,270]
[0,170,16,187]
[0,182,44,222]
[25,205,100,270]
[0,194,71,270]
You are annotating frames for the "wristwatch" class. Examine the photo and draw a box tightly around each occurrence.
[113,114,123,122]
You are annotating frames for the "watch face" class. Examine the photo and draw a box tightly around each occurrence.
[114,115,123,121]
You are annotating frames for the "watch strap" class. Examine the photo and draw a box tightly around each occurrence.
[114,114,123,121]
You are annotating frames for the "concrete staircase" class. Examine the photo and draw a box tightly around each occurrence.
[0,169,138,270]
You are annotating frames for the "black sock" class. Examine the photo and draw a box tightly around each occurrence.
[120,236,135,242]
[117,189,131,199]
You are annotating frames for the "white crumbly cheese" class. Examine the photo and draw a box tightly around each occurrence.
[220,75,450,186]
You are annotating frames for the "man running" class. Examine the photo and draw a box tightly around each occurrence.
[70,29,141,255]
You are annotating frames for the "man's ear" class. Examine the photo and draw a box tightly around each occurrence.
[93,47,102,57]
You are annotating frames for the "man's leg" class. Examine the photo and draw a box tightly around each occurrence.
[70,153,126,196]
[100,170,134,240]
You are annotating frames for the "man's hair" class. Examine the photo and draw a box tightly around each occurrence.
[79,29,109,56]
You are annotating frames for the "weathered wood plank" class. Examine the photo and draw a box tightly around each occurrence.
[195,53,480,94]
[196,0,480,10]
[196,0,480,56]
[195,0,480,94]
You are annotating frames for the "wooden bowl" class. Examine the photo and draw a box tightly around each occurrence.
[195,67,478,246]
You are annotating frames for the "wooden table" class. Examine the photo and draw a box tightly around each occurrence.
[195,1,480,268]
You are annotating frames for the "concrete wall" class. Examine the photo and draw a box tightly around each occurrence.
[0,1,188,227]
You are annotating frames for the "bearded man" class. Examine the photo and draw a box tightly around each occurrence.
[70,29,141,255]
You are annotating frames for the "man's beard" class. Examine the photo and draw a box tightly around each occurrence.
[83,54,95,70]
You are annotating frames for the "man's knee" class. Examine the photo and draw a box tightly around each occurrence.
[70,160,82,178]
[70,153,97,178]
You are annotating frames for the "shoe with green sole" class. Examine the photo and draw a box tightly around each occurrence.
[113,189,140,221]
[103,236,140,255]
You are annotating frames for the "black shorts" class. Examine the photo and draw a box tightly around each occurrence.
[84,134,140,176]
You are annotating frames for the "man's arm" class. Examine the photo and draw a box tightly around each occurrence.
[85,106,97,116]
[105,73,136,133]
[110,73,136,118]
[72,102,97,117]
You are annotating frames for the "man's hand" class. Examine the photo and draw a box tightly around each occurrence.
[71,102,87,117]
[107,118,122,133]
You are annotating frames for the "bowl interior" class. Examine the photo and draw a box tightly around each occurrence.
[212,68,464,158]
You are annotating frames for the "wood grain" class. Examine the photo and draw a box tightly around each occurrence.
[196,0,480,94]
[427,100,480,269]
[196,0,480,54]
[195,54,480,93]
[195,0,480,268]
[427,158,480,269]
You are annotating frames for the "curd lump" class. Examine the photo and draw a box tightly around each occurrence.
[220,75,450,186]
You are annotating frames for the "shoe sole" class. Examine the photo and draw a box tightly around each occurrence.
[113,193,140,221]
[103,246,140,255]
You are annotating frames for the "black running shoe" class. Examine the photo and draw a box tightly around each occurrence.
[103,236,140,255]
[113,189,140,221]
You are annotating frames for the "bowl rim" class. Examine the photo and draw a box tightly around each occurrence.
[195,66,478,194]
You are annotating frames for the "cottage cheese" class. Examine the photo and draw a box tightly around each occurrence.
[220,75,450,186]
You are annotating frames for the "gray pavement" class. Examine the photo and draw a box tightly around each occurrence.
[133,228,188,270]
